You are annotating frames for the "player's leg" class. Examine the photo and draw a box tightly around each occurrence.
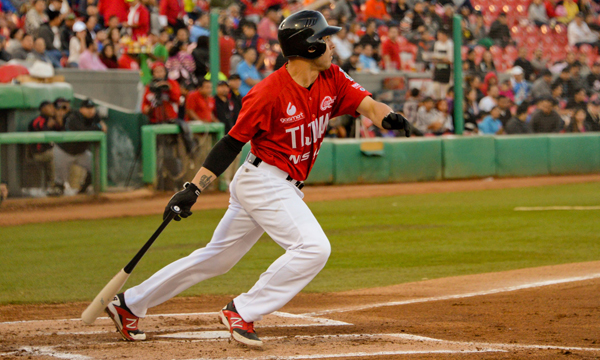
[53,146,74,189]
[222,164,330,345]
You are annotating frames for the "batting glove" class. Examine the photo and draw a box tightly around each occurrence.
[381,112,411,137]
[164,182,201,221]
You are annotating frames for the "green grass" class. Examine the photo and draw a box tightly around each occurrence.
[1,182,600,304]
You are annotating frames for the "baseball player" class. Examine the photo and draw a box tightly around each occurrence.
[106,10,410,347]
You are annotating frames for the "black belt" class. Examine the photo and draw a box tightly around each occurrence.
[246,153,305,190]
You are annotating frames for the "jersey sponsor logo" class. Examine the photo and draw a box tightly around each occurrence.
[351,83,366,91]
[280,112,305,124]
[320,96,336,111]
[286,113,330,151]
[286,102,297,116]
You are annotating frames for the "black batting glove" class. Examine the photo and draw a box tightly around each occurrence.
[164,182,201,221]
[381,112,411,137]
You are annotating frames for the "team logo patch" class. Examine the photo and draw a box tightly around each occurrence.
[320,96,336,111]
[287,102,297,116]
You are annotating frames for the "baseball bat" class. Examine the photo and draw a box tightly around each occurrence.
[81,206,181,325]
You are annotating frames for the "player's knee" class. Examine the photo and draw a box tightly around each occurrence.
[309,238,331,266]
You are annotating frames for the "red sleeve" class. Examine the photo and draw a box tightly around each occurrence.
[332,67,372,118]
[168,80,181,102]
[159,0,167,16]
[140,6,150,32]
[228,88,273,143]
[185,91,199,111]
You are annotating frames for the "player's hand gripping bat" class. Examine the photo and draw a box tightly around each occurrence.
[81,206,181,324]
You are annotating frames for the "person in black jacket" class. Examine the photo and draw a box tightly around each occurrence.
[36,9,63,68]
[28,101,62,194]
[54,99,107,194]
[489,12,511,47]
[505,102,533,134]
[585,99,600,131]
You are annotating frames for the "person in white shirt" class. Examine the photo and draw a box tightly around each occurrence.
[331,25,353,62]
[479,84,500,113]
[431,29,454,99]
[568,12,599,47]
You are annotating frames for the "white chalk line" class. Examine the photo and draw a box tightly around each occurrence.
[303,273,600,316]
[18,346,91,360]
[184,349,505,360]
[515,206,600,211]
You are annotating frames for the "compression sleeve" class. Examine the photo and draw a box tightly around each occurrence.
[202,134,246,177]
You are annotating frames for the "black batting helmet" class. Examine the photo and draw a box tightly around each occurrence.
[278,10,341,60]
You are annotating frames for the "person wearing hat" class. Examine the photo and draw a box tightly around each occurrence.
[532,69,554,100]
[125,0,150,40]
[37,9,64,68]
[27,101,62,195]
[55,99,106,194]
[584,98,600,131]
[68,21,87,67]
[511,66,531,105]
[228,74,243,122]
[142,61,181,124]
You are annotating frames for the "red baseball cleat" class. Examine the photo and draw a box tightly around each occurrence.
[105,293,146,341]
[219,301,262,347]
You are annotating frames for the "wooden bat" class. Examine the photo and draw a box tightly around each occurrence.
[81,206,181,325]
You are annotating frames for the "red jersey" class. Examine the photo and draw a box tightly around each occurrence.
[186,90,215,121]
[381,39,401,70]
[229,64,371,181]
[142,79,181,123]
[128,3,150,40]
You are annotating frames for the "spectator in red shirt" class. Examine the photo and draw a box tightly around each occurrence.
[257,4,281,42]
[219,26,236,77]
[159,0,186,32]
[142,62,182,123]
[185,78,216,122]
[125,0,150,40]
[98,0,129,26]
[382,26,401,70]
[364,0,391,23]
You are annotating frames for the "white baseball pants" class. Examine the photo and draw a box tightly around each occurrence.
[124,160,330,322]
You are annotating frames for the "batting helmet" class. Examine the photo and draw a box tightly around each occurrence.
[278,10,341,60]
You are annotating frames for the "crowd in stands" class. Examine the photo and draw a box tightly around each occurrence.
[2,0,600,195]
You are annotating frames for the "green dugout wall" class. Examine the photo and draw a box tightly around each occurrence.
[239,134,600,185]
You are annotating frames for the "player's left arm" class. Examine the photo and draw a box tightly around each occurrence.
[356,96,411,136]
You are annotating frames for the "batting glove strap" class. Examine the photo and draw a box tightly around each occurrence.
[381,112,411,137]
[163,182,201,221]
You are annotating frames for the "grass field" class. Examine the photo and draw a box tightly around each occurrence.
[1,182,599,305]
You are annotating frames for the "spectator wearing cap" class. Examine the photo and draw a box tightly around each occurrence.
[227,74,243,121]
[258,5,281,42]
[505,102,533,134]
[479,106,504,134]
[67,21,87,67]
[28,101,61,195]
[12,34,34,60]
[0,36,11,62]
[489,12,511,47]
[37,9,64,68]
[26,0,48,35]
[55,99,107,194]
[185,78,216,122]
[236,47,261,97]
[584,98,600,131]
[511,66,531,105]
[531,97,564,133]
[568,12,599,48]
[190,12,210,43]
[532,70,554,100]
[125,0,150,40]
[381,26,402,71]
[79,37,107,70]
[431,29,453,99]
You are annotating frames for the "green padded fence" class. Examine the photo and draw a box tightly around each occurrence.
[387,138,443,182]
[141,123,225,186]
[548,134,600,175]
[495,135,550,177]
[442,136,496,179]
[0,131,107,192]
[0,83,73,110]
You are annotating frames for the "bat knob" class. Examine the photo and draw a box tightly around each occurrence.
[172,205,181,214]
